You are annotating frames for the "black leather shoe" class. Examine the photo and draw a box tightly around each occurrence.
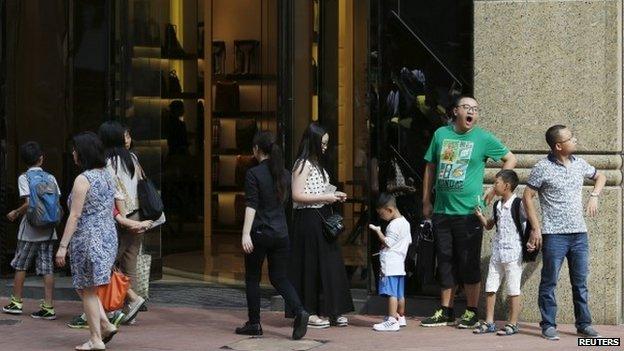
[292,310,310,340]
[235,322,263,336]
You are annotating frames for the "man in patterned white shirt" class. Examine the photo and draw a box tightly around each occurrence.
[523,125,606,341]
[474,170,525,336]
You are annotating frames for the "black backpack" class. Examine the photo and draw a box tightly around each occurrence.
[492,198,539,262]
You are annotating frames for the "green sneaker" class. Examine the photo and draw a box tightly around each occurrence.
[108,310,125,327]
[420,308,455,327]
[30,301,56,320]
[2,296,23,315]
[67,313,89,329]
[457,310,479,329]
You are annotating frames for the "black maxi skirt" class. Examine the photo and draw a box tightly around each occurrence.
[288,206,354,317]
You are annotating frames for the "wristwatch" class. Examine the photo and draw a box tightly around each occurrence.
[590,192,600,197]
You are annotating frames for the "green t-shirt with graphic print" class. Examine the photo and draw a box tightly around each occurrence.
[424,126,509,215]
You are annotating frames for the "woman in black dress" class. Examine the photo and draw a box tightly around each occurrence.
[290,123,354,328]
[235,131,309,340]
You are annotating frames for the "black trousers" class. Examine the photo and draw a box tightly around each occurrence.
[245,231,303,324]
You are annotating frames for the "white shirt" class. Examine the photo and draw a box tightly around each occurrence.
[106,154,140,213]
[379,216,412,276]
[491,194,524,263]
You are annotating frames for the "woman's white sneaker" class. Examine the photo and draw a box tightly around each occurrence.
[307,315,330,329]
[374,317,400,332]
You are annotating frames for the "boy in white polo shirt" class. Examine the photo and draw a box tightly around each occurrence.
[369,192,411,332]
[474,170,527,336]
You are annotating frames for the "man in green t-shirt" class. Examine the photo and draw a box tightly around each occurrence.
[421,95,516,328]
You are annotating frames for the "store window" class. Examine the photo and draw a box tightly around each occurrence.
[369,0,473,295]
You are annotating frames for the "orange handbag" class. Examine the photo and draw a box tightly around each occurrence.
[97,269,130,312]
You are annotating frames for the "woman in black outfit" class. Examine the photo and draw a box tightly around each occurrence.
[290,123,354,328]
[235,131,309,340]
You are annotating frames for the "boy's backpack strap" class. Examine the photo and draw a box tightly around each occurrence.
[511,197,524,240]
[492,200,500,227]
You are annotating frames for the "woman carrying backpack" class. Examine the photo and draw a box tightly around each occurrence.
[235,131,309,340]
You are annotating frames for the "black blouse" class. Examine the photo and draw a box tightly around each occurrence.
[244,160,291,238]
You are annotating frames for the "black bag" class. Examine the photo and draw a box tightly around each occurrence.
[137,167,164,221]
[493,198,539,262]
[315,207,345,241]
[163,23,185,58]
[167,70,182,94]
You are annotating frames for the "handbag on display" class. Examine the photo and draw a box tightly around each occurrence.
[235,155,258,188]
[235,120,257,151]
[212,41,226,75]
[198,23,205,58]
[234,40,259,74]
[162,23,186,58]
[212,120,220,149]
[167,70,182,95]
[214,81,240,113]
[315,207,345,242]
[97,269,130,312]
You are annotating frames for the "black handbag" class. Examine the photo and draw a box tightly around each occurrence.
[167,70,182,94]
[315,208,345,241]
[137,166,164,221]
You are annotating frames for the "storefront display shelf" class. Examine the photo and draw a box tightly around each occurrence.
[212,111,275,118]
[211,148,252,155]
[211,191,244,196]
[212,186,243,192]
[212,74,277,82]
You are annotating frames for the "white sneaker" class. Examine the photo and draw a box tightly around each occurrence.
[374,317,400,332]
[398,315,407,327]
[308,315,330,329]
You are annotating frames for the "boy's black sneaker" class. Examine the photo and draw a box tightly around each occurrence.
[30,302,56,320]
[2,297,23,315]
[235,322,263,336]
[457,310,479,329]
[421,308,455,327]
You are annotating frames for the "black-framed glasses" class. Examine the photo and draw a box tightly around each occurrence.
[557,136,577,144]
[458,104,479,113]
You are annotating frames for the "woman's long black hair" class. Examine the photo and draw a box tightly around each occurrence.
[294,122,327,182]
[98,120,136,177]
[253,131,288,203]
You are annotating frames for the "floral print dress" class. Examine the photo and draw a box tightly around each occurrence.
[69,169,118,289]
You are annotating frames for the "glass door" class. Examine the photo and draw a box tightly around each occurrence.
[115,0,205,279]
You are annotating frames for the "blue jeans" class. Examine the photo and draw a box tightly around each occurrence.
[538,233,592,330]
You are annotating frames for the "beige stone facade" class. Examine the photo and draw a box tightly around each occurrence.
[474,0,622,324]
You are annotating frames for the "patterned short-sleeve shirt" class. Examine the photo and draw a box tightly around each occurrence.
[292,159,329,209]
[526,154,597,234]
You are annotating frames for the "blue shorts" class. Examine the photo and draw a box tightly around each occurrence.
[378,275,405,299]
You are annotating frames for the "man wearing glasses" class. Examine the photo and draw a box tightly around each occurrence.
[421,95,517,328]
[523,125,606,340]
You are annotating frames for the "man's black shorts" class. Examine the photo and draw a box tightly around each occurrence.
[432,214,484,288]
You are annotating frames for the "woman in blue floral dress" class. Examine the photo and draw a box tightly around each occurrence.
[56,132,119,351]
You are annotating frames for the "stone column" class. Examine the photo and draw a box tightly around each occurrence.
[474,0,622,324]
